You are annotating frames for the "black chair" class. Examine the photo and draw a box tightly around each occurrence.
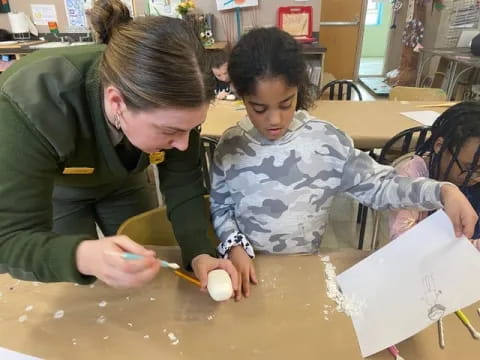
[361,126,432,250]
[200,136,219,192]
[320,80,363,101]
[376,126,431,165]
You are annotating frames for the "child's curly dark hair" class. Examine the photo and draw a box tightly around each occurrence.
[228,27,315,111]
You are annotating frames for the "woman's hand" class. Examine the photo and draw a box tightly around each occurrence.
[75,236,160,288]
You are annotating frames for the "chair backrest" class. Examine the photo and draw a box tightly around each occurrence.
[389,86,447,101]
[117,195,218,246]
[320,80,363,101]
[377,126,431,165]
[200,136,219,192]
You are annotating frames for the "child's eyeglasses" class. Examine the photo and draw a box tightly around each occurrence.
[452,156,480,178]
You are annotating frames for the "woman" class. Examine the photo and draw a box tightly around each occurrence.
[0,0,237,290]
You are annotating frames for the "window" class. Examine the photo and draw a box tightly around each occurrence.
[365,0,383,26]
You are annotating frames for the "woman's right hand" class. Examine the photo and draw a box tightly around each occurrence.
[229,246,257,301]
[75,236,161,288]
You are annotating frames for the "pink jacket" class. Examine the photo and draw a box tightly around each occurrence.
[389,155,480,249]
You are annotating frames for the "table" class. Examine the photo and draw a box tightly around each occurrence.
[416,47,480,99]
[203,100,446,149]
[0,247,478,359]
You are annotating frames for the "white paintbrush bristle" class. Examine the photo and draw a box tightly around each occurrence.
[168,263,180,270]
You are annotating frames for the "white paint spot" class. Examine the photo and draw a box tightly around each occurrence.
[96,315,106,324]
[320,255,330,262]
[168,332,177,341]
[144,335,150,339]
[149,297,156,301]
[163,329,167,333]
[125,296,130,301]
[89,284,95,288]
[207,315,214,320]
[18,314,27,322]
[323,310,329,314]
[72,338,77,346]
[305,303,311,307]
[103,336,109,340]
[260,279,265,283]
[128,323,133,327]
[32,282,40,287]
[25,305,33,312]
[323,259,366,317]
[172,339,180,345]
[73,283,79,287]
[98,300,107,307]
[54,310,65,319]
[324,316,329,320]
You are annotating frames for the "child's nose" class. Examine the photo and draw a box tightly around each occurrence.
[268,110,282,126]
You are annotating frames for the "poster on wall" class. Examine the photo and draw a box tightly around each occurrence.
[82,0,133,15]
[149,0,182,17]
[64,0,87,28]
[0,0,10,14]
[216,0,258,11]
[31,4,58,26]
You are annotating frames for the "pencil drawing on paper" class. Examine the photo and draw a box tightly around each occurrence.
[421,274,446,321]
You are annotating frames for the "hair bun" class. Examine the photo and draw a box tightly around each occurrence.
[89,0,131,44]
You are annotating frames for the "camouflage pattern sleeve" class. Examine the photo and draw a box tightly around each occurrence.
[210,133,255,258]
[335,129,445,211]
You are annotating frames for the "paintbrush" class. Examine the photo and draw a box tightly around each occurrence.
[438,318,445,348]
[387,345,405,360]
[104,251,180,270]
[104,251,201,286]
[455,310,480,339]
[173,270,201,287]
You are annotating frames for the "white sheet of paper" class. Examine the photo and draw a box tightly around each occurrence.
[30,4,57,26]
[400,111,440,126]
[336,210,480,357]
[0,347,41,360]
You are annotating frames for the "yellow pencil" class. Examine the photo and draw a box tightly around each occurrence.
[455,310,480,339]
[174,270,201,287]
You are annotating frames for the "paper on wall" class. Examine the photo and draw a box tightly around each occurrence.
[31,4,58,26]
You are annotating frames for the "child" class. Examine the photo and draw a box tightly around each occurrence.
[390,102,480,246]
[210,50,235,100]
[209,27,478,299]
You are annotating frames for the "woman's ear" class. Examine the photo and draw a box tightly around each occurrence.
[104,85,127,115]
[433,137,444,154]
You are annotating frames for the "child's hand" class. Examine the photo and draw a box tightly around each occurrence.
[470,239,480,251]
[216,90,228,100]
[75,236,160,288]
[229,246,257,301]
[191,254,239,294]
[440,184,479,238]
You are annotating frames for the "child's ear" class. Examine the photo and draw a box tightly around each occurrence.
[433,137,444,154]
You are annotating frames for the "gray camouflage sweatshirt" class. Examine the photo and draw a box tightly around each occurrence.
[210,110,445,256]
